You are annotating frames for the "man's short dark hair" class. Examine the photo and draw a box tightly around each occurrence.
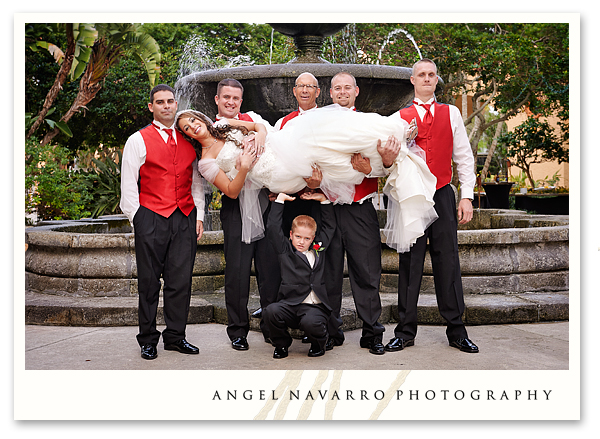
[216,78,244,97]
[150,84,175,103]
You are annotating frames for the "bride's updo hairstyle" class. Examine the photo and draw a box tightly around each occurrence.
[175,109,249,158]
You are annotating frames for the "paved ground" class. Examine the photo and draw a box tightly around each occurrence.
[24,321,569,370]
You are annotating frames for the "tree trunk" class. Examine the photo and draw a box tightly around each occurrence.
[480,119,505,180]
[40,41,112,147]
[40,76,103,146]
[26,24,75,140]
[524,166,536,189]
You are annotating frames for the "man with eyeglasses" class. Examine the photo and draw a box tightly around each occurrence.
[274,72,321,131]
[272,72,324,236]
[260,72,324,347]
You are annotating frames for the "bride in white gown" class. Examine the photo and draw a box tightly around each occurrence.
[175,104,438,252]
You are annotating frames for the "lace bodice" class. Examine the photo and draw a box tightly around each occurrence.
[199,129,304,194]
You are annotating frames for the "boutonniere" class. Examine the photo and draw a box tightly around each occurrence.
[312,242,324,253]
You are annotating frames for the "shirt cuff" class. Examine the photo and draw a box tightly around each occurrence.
[460,186,475,200]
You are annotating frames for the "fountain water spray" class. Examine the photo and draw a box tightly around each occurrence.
[377,28,423,65]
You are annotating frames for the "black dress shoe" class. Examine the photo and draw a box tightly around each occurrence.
[251,308,262,319]
[301,336,310,344]
[273,346,288,359]
[231,336,249,351]
[384,337,415,352]
[140,343,157,360]
[325,338,343,351]
[360,337,386,355]
[449,338,479,353]
[164,338,199,355]
[308,344,325,357]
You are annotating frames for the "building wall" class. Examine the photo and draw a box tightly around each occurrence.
[505,113,569,188]
[454,94,569,189]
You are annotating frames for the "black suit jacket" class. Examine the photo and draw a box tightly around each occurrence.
[267,201,335,310]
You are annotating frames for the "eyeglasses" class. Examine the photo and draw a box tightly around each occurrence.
[294,84,319,90]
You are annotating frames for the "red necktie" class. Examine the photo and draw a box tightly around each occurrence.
[154,123,177,154]
[414,101,433,126]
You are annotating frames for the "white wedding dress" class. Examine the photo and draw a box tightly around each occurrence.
[199,105,438,252]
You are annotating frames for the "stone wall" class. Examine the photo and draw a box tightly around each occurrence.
[25,210,569,297]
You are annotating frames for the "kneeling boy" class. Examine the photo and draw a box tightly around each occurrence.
[263,192,335,358]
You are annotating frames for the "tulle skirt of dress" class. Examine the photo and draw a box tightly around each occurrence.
[251,104,438,252]
[264,105,397,203]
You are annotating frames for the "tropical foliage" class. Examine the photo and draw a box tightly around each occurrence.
[24,21,570,221]
[25,138,92,221]
[81,151,123,218]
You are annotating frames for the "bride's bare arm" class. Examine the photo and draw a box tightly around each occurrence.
[211,147,257,199]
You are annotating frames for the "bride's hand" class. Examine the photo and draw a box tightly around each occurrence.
[238,147,257,172]
[253,130,266,157]
[242,133,256,151]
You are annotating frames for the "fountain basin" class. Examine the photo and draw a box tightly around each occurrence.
[25,209,568,298]
[175,63,424,125]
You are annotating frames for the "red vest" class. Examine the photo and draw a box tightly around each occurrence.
[215,112,254,122]
[353,178,378,202]
[237,112,254,122]
[351,108,378,201]
[279,110,301,129]
[399,103,453,190]
[138,124,197,218]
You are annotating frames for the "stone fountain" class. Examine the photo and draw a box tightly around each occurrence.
[25,24,569,327]
[174,23,435,125]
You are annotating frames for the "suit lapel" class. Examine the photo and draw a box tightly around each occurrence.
[294,249,311,268]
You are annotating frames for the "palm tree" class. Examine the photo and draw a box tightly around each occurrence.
[40,23,161,146]
[25,23,98,140]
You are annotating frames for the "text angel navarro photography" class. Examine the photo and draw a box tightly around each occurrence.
[212,388,554,402]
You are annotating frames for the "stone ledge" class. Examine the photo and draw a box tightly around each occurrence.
[25,290,569,329]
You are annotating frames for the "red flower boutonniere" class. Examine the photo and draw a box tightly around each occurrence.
[312,242,324,253]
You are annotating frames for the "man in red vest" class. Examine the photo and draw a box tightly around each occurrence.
[120,84,205,360]
[211,78,279,350]
[324,72,386,355]
[273,72,323,234]
[214,78,273,130]
[379,59,479,354]
[274,72,320,130]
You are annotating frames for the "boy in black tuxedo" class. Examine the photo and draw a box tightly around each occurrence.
[263,192,335,359]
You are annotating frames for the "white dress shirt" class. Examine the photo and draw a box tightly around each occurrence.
[300,250,322,305]
[120,120,205,224]
[413,97,476,200]
[215,111,274,133]
[274,105,318,131]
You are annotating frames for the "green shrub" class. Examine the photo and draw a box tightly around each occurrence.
[81,151,123,218]
[25,139,93,221]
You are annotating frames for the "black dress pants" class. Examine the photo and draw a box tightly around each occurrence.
[221,194,280,340]
[325,201,384,343]
[394,184,469,342]
[134,206,197,346]
[263,302,330,351]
